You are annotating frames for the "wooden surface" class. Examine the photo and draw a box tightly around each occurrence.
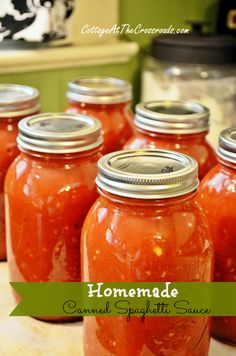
[0,262,235,356]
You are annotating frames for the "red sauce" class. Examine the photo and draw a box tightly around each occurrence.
[66,102,133,154]
[5,148,101,321]
[0,113,39,260]
[0,118,19,260]
[197,162,236,344]
[82,191,213,355]
[124,131,217,180]
[0,84,39,261]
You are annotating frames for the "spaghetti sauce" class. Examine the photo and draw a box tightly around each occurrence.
[5,113,102,321]
[65,77,133,153]
[198,127,236,344]
[82,149,213,355]
[124,101,217,179]
[0,84,40,260]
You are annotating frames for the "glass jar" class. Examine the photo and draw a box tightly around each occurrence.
[197,127,236,344]
[0,84,40,261]
[65,76,134,154]
[82,149,213,356]
[5,113,102,321]
[124,101,217,180]
[142,34,236,149]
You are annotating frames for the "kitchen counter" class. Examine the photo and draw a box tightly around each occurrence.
[0,262,235,355]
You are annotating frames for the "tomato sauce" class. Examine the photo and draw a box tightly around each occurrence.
[5,113,102,321]
[197,127,236,344]
[82,149,213,355]
[65,77,133,153]
[0,84,40,260]
[124,101,217,180]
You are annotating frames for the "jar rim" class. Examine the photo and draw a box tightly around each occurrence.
[135,101,210,135]
[17,113,103,154]
[96,149,199,199]
[67,76,132,104]
[0,84,40,118]
[217,127,236,166]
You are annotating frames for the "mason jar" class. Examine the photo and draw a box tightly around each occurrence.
[5,113,102,321]
[65,76,134,153]
[0,84,40,261]
[142,33,236,149]
[124,100,217,180]
[197,127,236,344]
[82,149,213,355]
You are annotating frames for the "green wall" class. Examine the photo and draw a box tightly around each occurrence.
[120,0,218,47]
[0,0,219,111]
[0,59,139,112]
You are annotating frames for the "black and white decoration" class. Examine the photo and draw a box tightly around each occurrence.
[0,0,75,43]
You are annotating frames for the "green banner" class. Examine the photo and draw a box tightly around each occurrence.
[10,282,236,317]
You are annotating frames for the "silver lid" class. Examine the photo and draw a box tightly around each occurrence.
[17,113,102,154]
[135,101,210,134]
[96,149,199,199]
[0,84,40,118]
[67,76,132,104]
[218,127,236,166]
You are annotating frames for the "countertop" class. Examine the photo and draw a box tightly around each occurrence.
[0,262,235,356]
[0,41,139,74]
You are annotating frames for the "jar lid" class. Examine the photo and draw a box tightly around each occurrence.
[96,149,198,199]
[135,101,209,134]
[218,127,236,166]
[0,84,40,118]
[152,34,236,64]
[17,113,102,154]
[67,76,132,104]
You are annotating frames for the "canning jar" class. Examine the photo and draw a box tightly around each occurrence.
[0,84,40,261]
[5,113,102,321]
[197,127,236,344]
[82,149,213,356]
[142,32,236,149]
[124,101,217,180]
[65,76,133,153]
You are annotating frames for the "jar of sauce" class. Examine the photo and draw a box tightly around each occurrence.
[124,101,217,180]
[5,113,102,321]
[197,127,236,344]
[82,149,213,356]
[0,84,40,261]
[65,76,133,153]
